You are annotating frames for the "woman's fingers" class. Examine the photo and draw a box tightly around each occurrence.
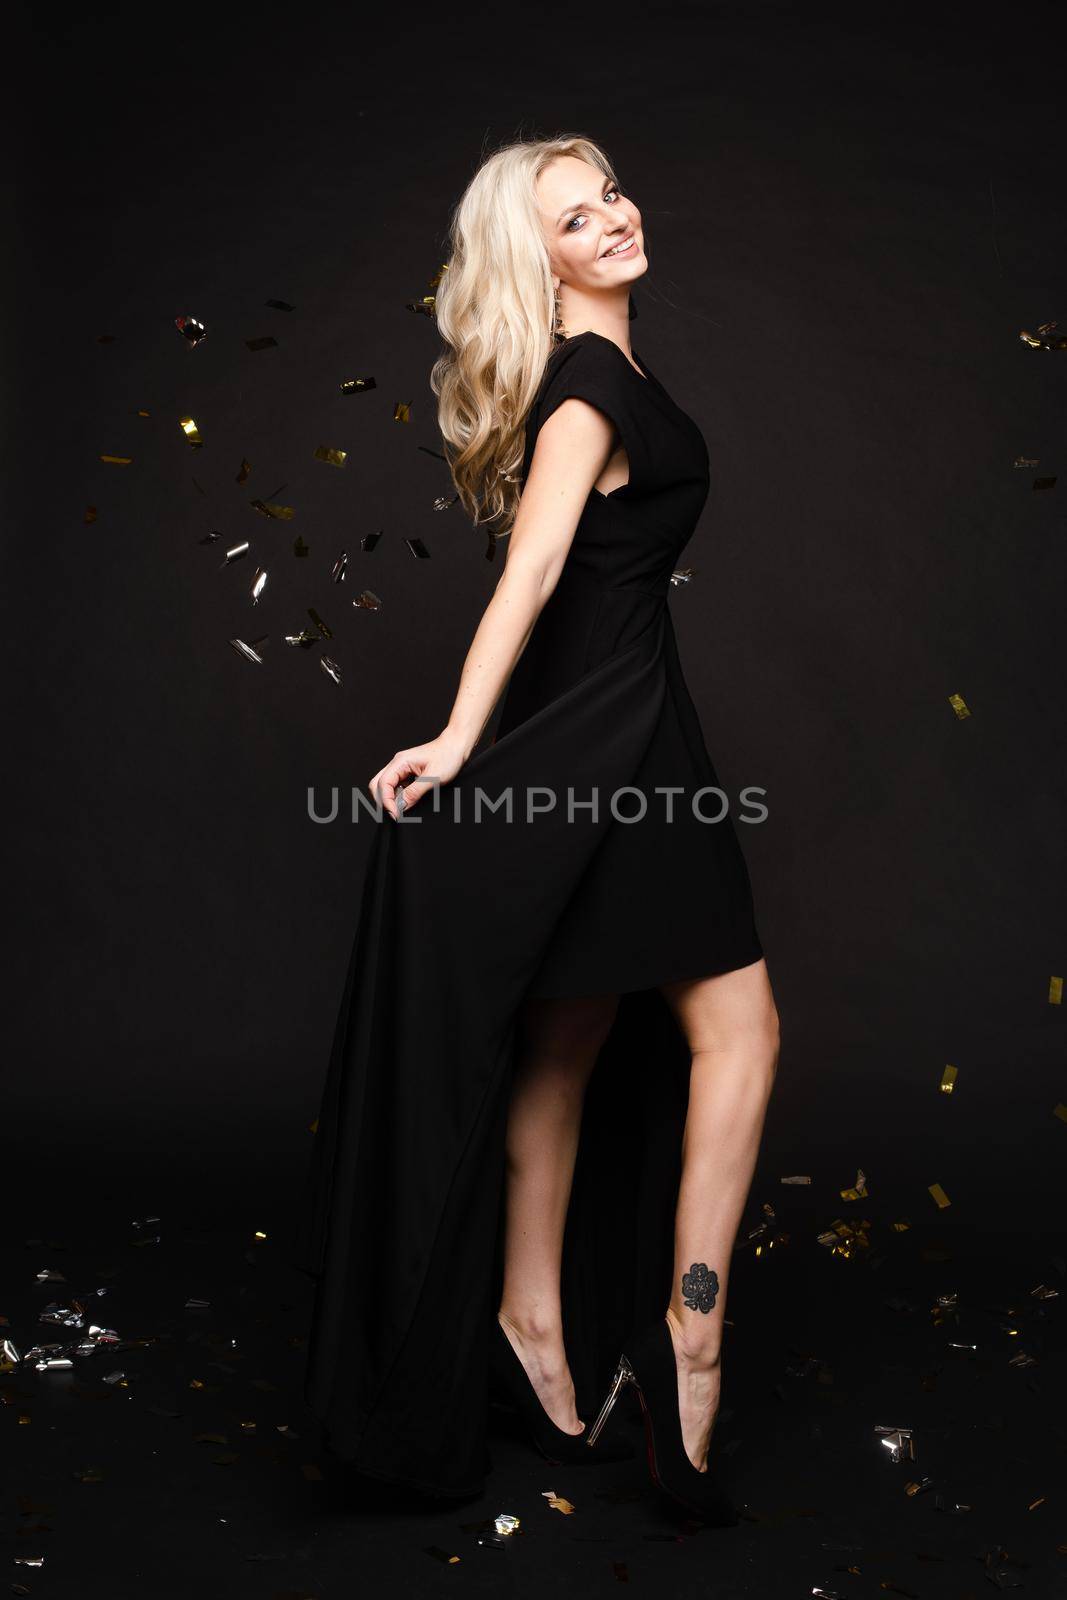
[369,754,419,820]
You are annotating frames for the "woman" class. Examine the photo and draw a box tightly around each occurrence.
[294,133,780,1519]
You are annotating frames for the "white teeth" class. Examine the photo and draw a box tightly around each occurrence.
[604,235,634,257]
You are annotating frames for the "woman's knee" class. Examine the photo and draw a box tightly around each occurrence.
[663,959,780,1067]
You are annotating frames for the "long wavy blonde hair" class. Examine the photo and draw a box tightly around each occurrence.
[430,133,620,534]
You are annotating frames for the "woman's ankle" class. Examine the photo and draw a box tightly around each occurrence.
[498,1305,565,1351]
[665,1305,722,1370]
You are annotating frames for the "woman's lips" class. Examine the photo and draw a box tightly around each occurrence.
[601,234,636,259]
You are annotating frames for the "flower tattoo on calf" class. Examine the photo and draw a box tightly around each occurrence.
[681,1262,720,1314]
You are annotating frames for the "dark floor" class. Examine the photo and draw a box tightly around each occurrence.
[4,1168,1064,1599]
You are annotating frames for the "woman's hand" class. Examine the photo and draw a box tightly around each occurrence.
[368,729,471,820]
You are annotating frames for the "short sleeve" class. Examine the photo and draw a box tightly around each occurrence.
[520,336,642,492]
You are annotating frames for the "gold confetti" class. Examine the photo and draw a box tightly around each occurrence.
[424,1547,460,1564]
[136,408,151,417]
[940,1065,958,1093]
[948,693,970,719]
[340,375,376,393]
[84,506,97,523]
[816,1217,872,1259]
[309,1117,319,1133]
[1053,1103,1067,1124]
[840,1168,868,1201]
[542,1489,575,1515]
[314,445,347,468]
[179,416,203,447]
[249,500,294,519]
[1019,322,1067,350]
[236,458,252,484]
[780,1174,811,1185]
[1012,455,1039,466]
[494,1514,521,1536]
[100,454,132,465]
[1049,976,1062,1005]
[394,401,412,422]
[928,1183,951,1209]
[254,1230,267,1239]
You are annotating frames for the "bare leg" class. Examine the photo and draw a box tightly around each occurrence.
[658,957,780,1470]
[498,990,620,1433]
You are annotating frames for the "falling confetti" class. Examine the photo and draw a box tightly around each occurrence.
[940,1065,958,1093]
[948,693,970,719]
[314,445,347,468]
[230,639,265,665]
[542,1489,575,1515]
[394,401,412,422]
[341,376,376,393]
[175,315,206,347]
[179,416,203,448]
[100,454,132,466]
[928,1183,951,1209]
[249,500,294,520]
[1049,976,1062,1005]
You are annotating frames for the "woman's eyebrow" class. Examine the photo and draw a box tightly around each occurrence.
[556,181,615,226]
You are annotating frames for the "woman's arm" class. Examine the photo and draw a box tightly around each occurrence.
[369,396,617,818]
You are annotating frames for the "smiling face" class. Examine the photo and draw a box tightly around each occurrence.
[535,154,647,296]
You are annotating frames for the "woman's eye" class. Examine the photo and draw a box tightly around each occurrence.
[567,190,622,231]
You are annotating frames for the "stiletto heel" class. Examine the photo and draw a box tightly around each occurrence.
[585,1354,635,1447]
[490,1319,633,1465]
[590,1318,736,1524]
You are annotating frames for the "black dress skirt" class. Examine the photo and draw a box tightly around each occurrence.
[290,329,764,1498]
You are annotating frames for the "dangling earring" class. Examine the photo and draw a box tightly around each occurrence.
[552,281,568,346]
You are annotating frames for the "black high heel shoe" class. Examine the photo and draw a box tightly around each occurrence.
[490,1319,633,1465]
[585,1318,737,1523]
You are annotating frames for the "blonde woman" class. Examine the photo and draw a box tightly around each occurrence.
[297,134,780,1520]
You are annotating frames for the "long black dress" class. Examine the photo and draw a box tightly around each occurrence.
[291,329,764,1498]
